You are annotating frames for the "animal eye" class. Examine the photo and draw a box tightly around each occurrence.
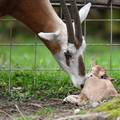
[101,76,104,78]
[64,50,72,58]
[101,75,107,79]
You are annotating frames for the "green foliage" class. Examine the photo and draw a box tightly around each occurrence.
[16,116,32,120]
[78,109,88,115]
[111,72,120,92]
[36,107,54,118]
[0,71,78,101]
[95,97,120,119]
[0,36,120,101]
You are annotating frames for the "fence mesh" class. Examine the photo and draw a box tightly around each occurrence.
[0,1,120,93]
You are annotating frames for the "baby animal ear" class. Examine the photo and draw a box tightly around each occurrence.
[91,56,97,66]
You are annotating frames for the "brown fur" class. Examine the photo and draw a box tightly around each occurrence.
[44,40,61,54]
[80,75,118,102]
[0,0,62,54]
[78,55,86,76]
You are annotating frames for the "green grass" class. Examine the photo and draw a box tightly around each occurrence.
[0,36,120,100]
[85,37,120,70]
[0,45,59,69]
[95,97,120,119]
[0,36,120,70]
[0,71,79,100]
[36,107,54,118]
[14,107,54,120]
[16,117,32,120]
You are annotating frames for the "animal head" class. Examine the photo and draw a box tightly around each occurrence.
[91,64,107,79]
[38,1,91,88]
[88,59,114,81]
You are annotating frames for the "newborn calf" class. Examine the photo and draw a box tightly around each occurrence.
[63,64,118,105]
[87,63,113,81]
[80,75,118,102]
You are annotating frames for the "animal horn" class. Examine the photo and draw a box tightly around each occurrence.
[60,0,75,44]
[70,0,83,48]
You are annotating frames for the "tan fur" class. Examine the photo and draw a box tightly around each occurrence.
[44,40,61,54]
[91,65,106,78]
[89,59,113,80]
[63,63,118,104]
[80,75,118,102]
[79,63,118,102]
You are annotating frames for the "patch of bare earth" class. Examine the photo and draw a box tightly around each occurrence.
[0,97,79,120]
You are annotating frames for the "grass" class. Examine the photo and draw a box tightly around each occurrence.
[94,96,120,119]
[36,107,55,118]
[14,107,54,120]
[0,71,79,100]
[0,35,120,100]
[0,44,59,69]
[0,36,120,70]
[16,117,32,120]
[0,22,120,120]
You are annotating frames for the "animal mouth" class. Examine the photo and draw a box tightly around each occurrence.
[80,84,84,89]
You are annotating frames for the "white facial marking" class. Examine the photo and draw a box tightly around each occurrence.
[67,43,77,54]
[70,74,85,88]
[78,37,86,55]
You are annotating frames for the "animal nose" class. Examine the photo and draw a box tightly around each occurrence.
[80,84,84,89]
[80,75,88,88]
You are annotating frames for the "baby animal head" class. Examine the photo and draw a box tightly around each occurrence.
[87,59,113,81]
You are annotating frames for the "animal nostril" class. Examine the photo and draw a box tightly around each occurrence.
[81,84,84,89]
[101,75,107,79]
[101,76,104,79]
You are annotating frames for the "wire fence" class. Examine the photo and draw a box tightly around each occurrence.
[0,1,120,93]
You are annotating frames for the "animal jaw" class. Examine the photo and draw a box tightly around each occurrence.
[38,2,91,88]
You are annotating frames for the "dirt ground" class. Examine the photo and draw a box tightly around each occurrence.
[0,96,80,120]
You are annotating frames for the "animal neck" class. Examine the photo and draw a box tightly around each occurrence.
[7,0,66,54]
[10,0,64,33]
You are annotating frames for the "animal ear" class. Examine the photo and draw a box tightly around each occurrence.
[79,2,91,23]
[92,57,97,66]
[38,31,59,40]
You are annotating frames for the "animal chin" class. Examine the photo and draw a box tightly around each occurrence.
[70,74,85,88]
